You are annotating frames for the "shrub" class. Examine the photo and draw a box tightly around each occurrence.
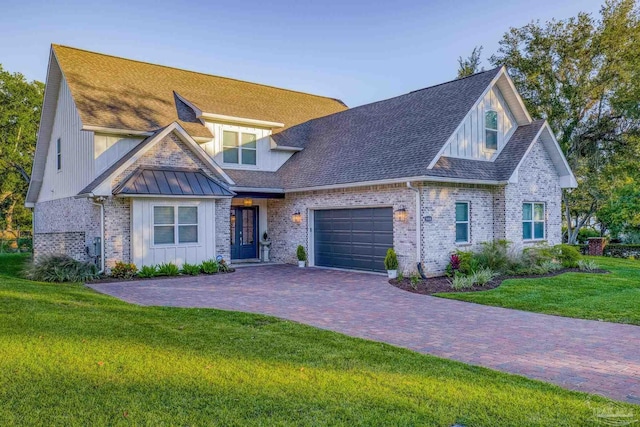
[157,262,180,276]
[181,262,202,276]
[578,259,599,272]
[603,244,640,258]
[455,250,476,275]
[472,268,497,286]
[409,273,421,290]
[541,260,563,272]
[384,248,398,270]
[474,240,512,272]
[138,265,158,278]
[296,245,307,262]
[201,259,219,274]
[554,244,581,268]
[25,254,100,283]
[111,261,138,279]
[450,275,475,290]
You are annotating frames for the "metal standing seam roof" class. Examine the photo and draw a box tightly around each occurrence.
[114,167,235,197]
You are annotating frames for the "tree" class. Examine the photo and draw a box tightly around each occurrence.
[457,46,484,78]
[0,65,44,231]
[490,0,640,243]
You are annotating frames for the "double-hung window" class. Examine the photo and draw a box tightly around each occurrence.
[522,202,545,240]
[56,138,62,171]
[153,206,198,245]
[455,202,470,243]
[485,110,498,151]
[222,130,257,165]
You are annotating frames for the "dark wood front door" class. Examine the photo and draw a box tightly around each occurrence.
[230,207,258,259]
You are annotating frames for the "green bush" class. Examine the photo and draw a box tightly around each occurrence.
[553,244,581,268]
[578,259,599,272]
[296,245,307,262]
[384,248,398,270]
[157,262,180,276]
[604,244,640,258]
[181,262,202,276]
[111,261,138,279]
[473,240,512,272]
[450,275,475,290]
[471,268,497,286]
[25,254,100,283]
[201,259,219,274]
[455,250,476,275]
[138,265,158,278]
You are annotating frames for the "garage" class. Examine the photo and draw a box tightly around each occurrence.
[313,207,393,272]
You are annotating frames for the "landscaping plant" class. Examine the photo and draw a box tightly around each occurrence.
[450,275,475,290]
[157,262,180,276]
[181,262,202,276]
[471,268,497,286]
[201,259,219,274]
[384,248,398,271]
[296,245,307,262]
[110,261,138,279]
[138,265,158,278]
[577,259,599,272]
[25,254,100,283]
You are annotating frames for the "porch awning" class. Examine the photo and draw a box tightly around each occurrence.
[114,167,234,197]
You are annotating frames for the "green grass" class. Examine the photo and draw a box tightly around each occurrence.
[0,254,637,425]
[438,256,640,325]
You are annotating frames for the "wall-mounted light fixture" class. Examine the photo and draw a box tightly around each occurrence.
[292,211,302,224]
[243,198,253,207]
[394,207,408,222]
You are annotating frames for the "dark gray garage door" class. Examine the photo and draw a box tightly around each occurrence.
[313,207,393,272]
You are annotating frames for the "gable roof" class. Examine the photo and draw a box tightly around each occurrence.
[275,67,503,189]
[52,45,347,137]
[114,167,234,197]
[78,122,233,197]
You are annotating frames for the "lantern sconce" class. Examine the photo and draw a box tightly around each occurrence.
[394,207,408,222]
[291,211,303,224]
[243,198,253,207]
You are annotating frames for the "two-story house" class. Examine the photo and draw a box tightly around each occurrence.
[27,45,576,275]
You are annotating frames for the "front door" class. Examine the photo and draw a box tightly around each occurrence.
[230,207,258,259]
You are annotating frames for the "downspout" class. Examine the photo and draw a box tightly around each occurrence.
[406,182,424,277]
[90,197,106,274]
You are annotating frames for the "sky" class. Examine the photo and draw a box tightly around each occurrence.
[0,0,604,107]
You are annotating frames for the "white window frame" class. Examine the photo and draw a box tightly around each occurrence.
[56,138,62,171]
[455,201,470,244]
[222,130,257,166]
[484,110,498,152]
[152,205,199,247]
[522,202,546,241]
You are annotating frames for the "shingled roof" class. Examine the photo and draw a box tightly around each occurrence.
[275,67,504,189]
[52,45,347,137]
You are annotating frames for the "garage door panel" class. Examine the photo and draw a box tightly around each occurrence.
[314,207,393,273]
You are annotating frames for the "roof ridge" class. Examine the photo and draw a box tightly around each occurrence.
[409,66,503,94]
[51,44,347,107]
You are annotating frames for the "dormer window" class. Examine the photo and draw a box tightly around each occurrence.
[223,131,257,165]
[485,110,498,151]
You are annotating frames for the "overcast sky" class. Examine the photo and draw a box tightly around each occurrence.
[1,0,604,107]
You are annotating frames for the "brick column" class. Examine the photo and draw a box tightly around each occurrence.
[587,237,606,256]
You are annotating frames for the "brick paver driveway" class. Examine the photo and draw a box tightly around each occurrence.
[89,265,640,404]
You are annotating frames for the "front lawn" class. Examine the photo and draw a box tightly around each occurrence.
[0,253,637,425]
[437,256,640,325]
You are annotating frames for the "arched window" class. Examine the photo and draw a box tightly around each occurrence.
[485,110,498,151]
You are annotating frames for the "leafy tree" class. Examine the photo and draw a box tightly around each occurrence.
[457,46,484,78]
[0,65,44,231]
[490,0,640,243]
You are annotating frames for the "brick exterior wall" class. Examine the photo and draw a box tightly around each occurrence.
[33,197,101,263]
[215,198,232,261]
[504,140,562,251]
[267,184,418,273]
[33,232,87,262]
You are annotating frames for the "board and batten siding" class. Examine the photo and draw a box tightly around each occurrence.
[38,77,94,202]
[199,121,294,172]
[94,134,144,175]
[443,86,517,160]
[131,198,217,268]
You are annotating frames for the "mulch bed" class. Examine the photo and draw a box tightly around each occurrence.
[389,268,609,295]
[89,269,236,284]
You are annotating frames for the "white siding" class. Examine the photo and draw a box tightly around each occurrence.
[131,198,217,268]
[443,86,516,161]
[94,134,144,174]
[199,121,294,171]
[38,77,94,202]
